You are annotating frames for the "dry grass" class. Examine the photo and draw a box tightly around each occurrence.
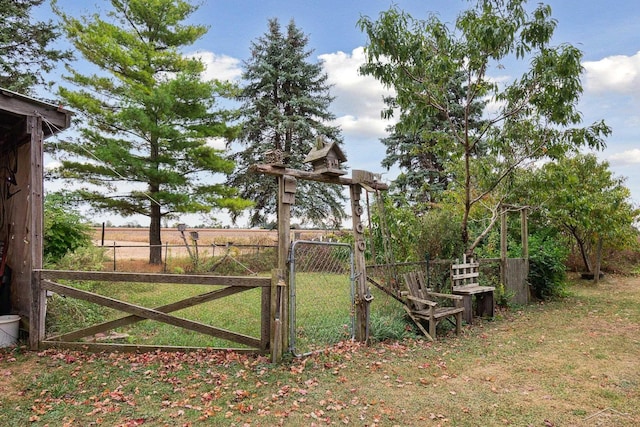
[1,274,639,426]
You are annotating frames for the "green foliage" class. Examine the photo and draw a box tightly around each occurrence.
[528,233,569,300]
[533,153,638,272]
[369,310,414,343]
[49,245,107,271]
[416,208,465,261]
[227,18,346,228]
[44,193,92,263]
[45,292,109,336]
[359,1,610,253]
[52,0,248,264]
[369,195,421,263]
[0,0,71,93]
[368,197,465,264]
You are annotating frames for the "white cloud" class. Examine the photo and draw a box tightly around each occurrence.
[583,51,640,94]
[44,159,62,171]
[187,51,243,82]
[608,148,640,166]
[319,47,396,141]
[206,137,227,150]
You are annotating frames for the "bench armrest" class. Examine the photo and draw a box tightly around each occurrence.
[406,295,437,307]
[426,292,463,301]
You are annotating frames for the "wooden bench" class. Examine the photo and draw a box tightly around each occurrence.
[402,271,464,341]
[451,255,495,324]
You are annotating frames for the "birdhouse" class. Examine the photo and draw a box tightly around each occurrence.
[264,148,287,167]
[303,136,347,176]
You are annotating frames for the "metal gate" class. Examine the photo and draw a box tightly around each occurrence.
[289,240,354,356]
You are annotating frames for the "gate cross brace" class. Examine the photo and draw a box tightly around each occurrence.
[42,280,261,348]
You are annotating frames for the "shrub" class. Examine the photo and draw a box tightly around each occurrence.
[49,245,107,271]
[44,193,92,263]
[528,233,569,300]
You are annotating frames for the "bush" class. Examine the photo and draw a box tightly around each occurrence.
[49,245,107,271]
[44,193,92,263]
[528,233,569,300]
[416,208,465,261]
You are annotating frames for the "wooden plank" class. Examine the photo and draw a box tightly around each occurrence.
[37,270,270,287]
[39,341,265,354]
[251,164,389,190]
[505,258,529,305]
[42,280,261,348]
[0,89,71,130]
[261,278,271,351]
[29,117,46,349]
[48,285,249,342]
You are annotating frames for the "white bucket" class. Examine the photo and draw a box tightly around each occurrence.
[0,315,20,347]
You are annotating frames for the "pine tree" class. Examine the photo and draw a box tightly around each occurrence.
[227,19,346,228]
[381,72,485,207]
[0,0,71,93]
[53,0,248,264]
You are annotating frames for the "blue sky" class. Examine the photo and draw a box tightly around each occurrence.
[41,0,640,226]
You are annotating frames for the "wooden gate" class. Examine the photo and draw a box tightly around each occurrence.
[32,270,271,353]
[504,258,529,305]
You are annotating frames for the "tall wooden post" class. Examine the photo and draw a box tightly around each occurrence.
[521,208,529,271]
[28,116,45,350]
[273,175,295,362]
[500,208,507,287]
[350,184,369,343]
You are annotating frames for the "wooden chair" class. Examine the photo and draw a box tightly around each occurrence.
[402,271,464,341]
[450,255,495,324]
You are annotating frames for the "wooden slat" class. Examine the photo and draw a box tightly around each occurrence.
[48,286,249,342]
[37,269,270,287]
[42,280,261,348]
[39,341,266,354]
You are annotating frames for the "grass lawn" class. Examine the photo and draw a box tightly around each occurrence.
[1,274,639,426]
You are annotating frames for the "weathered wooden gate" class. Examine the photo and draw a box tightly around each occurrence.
[32,270,271,353]
[501,205,530,305]
[504,258,529,305]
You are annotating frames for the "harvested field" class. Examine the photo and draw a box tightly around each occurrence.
[92,227,336,260]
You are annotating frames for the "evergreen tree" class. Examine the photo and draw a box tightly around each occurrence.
[228,19,346,228]
[381,72,485,207]
[0,0,71,93]
[53,0,248,264]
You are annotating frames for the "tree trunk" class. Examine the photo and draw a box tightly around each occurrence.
[573,231,592,273]
[149,200,162,265]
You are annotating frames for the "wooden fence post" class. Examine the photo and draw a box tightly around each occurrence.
[350,184,369,343]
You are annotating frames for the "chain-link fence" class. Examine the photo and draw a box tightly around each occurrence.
[289,240,354,356]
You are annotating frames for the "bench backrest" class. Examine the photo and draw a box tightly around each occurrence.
[451,254,479,289]
[403,271,428,310]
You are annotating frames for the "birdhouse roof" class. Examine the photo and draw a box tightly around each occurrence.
[303,140,347,164]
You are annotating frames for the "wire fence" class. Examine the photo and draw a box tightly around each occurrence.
[289,240,354,356]
[99,242,277,275]
[366,257,502,296]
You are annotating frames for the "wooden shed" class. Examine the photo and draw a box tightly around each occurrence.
[0,88,71,338]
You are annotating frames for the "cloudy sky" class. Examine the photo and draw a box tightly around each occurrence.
[42,0,640,226]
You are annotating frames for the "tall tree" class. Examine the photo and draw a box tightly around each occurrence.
[381,71,485,207]
[533,154,638,274]
[0,0,71,93]
[359,1,610,254]
[227,19,347,228]
[53,0,248,264]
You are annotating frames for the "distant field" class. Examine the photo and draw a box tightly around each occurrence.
[91,228,339,261]
[93,227,335,245]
